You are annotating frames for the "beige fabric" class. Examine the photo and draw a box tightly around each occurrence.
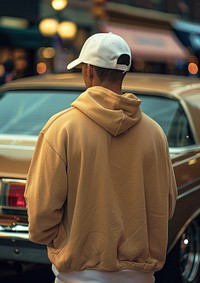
[25,86,177,274]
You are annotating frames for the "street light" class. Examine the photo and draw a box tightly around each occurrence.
[51,0,68,11]
[39,0,77,40]
[57,21,77,39]
[39,18,77,40]
[39,18,58,37]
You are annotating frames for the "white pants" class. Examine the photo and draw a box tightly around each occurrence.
[54,269,155,283]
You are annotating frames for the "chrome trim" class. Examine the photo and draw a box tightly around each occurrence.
[177,184,200,200]
[170,144,200,155]
[2,178,26,185]
[0,134,38,141]
[173,152,200,167]
[0,231,29,240]
[0,224,28,232]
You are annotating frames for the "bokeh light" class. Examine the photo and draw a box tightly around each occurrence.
[57,21,77,39]
[37,62,47,74]
[42,47,55,59]
[188,63,198,75]
[51,0,68,11]
[39,18,58,37]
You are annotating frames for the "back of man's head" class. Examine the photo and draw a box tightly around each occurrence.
[67,33,132,74]
[92,54,131,83]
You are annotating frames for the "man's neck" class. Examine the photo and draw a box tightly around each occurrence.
[93,80,123,95]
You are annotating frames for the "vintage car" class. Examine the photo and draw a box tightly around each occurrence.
[0,73,200,283]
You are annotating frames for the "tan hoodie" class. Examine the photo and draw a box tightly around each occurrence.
[25,86,177,274]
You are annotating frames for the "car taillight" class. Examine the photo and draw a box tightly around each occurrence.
[8,183,26,208]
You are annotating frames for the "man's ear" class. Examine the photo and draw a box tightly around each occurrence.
[86,64,94,79]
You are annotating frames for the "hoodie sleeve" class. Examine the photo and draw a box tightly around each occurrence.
[24,131,68,245]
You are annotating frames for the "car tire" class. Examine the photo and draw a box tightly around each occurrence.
[155,218,200,283]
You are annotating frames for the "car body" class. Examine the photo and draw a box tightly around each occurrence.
[0,73,200,283]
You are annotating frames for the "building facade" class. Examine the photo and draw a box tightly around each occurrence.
[0,0,200,77]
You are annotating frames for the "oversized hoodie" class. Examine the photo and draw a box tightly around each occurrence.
[25,86,177,274]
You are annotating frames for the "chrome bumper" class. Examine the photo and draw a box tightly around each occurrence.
[0,225,50,264]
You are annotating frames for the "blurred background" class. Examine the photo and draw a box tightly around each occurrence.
[0,0,200,81]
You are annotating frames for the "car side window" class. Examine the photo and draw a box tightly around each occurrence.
[167,106,195,147]
[138,94,195,147]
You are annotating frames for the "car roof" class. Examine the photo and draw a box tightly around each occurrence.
[0,73,85,91]
[1,72,200,100]
[124,73,200,99]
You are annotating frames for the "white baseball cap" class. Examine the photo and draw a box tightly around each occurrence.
[67,32,132,72]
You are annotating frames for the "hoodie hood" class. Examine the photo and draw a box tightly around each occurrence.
[72,86,142,136]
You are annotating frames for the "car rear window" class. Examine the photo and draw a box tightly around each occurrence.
[0,90,81,136]
[0,90,195,147]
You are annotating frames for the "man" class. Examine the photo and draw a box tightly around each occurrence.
[0,59,14,85]
[25,33,177,283]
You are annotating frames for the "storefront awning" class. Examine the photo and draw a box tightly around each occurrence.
[101,23,189,62]
[172,20,200,52]
[0,26,52,49]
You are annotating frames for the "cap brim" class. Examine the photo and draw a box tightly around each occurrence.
[67,58,83,70]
